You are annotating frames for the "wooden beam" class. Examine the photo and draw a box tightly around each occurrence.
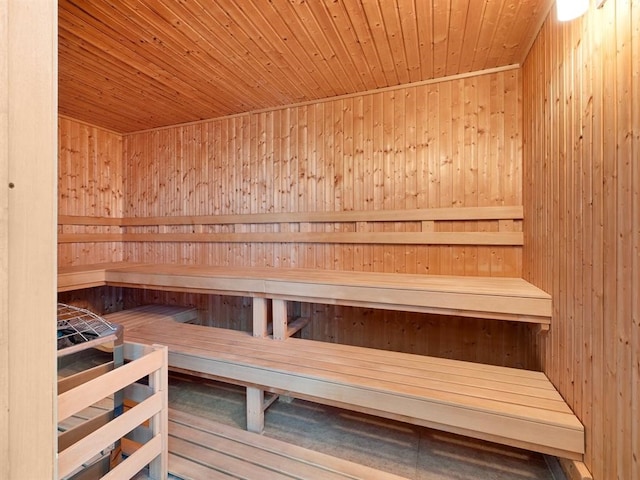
[2,1,57,478]
[58,231,524,246]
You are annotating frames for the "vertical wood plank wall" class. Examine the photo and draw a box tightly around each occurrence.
[122,69,523,279]
[114,69,535,368]
[522,1,639,479]
[58,116,124,264]
[57,117,125,312]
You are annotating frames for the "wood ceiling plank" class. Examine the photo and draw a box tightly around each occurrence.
[432,0,451,79]
[457,0,489,73]
[58,0,549,132]
[414,0,435,80]
[485,0,520,69]
[195,2,326,98]
[105,0,270,107]
[445,0,471,76]
[335,0,388,89]
[58,4,242,123]
[378,0,411,85]
[186,0,321,105]
[397,0,422,84]
[359,0,400,86]
[305,0,371,93]
[214,0,325,102]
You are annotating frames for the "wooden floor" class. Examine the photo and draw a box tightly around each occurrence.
[166,408,409,479]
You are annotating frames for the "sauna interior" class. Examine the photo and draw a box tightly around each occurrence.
[1,0,638,479]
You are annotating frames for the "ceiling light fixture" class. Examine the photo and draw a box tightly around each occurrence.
[556,0,589,21]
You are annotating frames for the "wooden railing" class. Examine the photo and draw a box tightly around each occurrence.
[57,343,168,480]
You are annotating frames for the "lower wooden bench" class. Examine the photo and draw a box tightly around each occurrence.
[167,408,408,479]
[123,319,585,461]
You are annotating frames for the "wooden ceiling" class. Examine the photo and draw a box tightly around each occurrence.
[58,0,552,133]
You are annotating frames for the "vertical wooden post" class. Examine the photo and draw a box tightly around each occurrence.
[252,297,268,337]
[272,299,288,340]
[1,1,57,478]
[148,345,169,480]
[246,387,264,433]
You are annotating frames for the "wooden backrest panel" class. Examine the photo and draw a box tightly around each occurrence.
[59,206,523,246]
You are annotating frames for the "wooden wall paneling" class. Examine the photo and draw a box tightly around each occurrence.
[249,113,260,267]
[523,1,639,478]
[116,69,527,368]
[601,3,618,476]
[578,7,594,472]
[404,87,418,274]
[382,90,395,273]
[313,103,325,270]
[426,84,441,273]
[343,101,354,269]
[633,4,640,480]
[415,85,428,274]
[476,75,491,276]
[58,117,124,266]
[589,10,605,476]
[438,80,454,274]
[463,77,479,276]
[282,107,294,267]
[323,100,335,271]
[372,92,385,273]
[490,73,506,276]
[333,98,345,274]
[503,69,522,276]
[615,3,634,478]
[352,97,364,271]
[362,94,375,271]
[393,87,406,274]
[571,12,587,451]
[451,78,466,277]
[298,105,310,269]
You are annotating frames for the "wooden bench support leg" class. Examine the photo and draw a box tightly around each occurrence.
[272,299,288,340]
[246,387,265,433]
[252,297,268,338]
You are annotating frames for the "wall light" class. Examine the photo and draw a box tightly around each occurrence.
[556,0,589,21]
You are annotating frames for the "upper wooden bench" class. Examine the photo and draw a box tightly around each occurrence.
[58,263,551,328]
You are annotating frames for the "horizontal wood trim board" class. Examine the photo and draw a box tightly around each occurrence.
[58,231,524,246]
[58,206,524,226]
